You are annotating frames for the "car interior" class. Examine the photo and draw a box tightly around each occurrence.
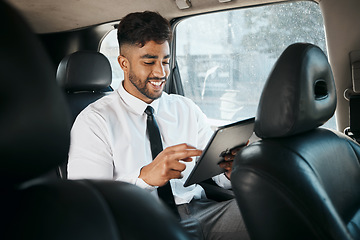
[2,0,360,239]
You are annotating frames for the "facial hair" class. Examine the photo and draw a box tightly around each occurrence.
[128,69,165,101]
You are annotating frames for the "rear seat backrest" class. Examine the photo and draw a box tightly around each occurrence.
[57,51,113,124]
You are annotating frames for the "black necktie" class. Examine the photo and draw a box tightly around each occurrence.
[144,106,179,218]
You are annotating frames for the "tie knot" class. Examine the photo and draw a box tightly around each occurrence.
[145,106,154,116]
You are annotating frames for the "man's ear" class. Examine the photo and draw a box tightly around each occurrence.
[118,55,129,73]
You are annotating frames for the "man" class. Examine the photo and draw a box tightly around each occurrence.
[68,11,249,240]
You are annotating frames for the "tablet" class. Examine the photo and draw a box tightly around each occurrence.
[183,117,255,187]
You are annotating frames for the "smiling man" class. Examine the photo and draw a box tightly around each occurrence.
[67,11,249,240]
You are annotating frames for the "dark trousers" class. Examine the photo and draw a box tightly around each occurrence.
[178,198,250,240]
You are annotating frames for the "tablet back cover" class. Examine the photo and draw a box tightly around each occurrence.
[184,117,255,187]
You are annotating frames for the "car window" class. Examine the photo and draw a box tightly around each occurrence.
[174,1,336,129]
[100,29,123,90]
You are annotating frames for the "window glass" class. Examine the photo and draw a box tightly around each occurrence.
[175,1,336,129]
[100,29,123,90]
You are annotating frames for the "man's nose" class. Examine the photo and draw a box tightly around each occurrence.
[153,62,167,78]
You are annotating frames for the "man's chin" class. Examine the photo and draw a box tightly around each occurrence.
[148,91,163,101]
[144,83,164,99]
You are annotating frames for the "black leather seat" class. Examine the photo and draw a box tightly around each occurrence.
[0,2,191,239]
[231,43,360,240]
[57,50,113,124]
[56,51,113,179]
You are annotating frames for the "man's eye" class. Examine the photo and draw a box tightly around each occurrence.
[163,61,170,65]
[144,62,155,65]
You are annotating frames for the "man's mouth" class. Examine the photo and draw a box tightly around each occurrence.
[148,80,165,87]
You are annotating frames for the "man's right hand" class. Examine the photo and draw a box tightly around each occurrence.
[139,143,202,187]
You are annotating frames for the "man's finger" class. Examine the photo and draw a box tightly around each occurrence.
[224,155,234,161]
[219,160,233,170]
[168,160,187,172]
[180,157,194,162]
[231,140,249,155]
[166,143,198,151]
[166,148,203,161]
[168,170,183,179]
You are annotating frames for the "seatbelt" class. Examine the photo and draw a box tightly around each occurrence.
[344,56,360,142]
[348,95,360,142]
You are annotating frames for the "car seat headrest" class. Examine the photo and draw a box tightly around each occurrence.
[255,43,336,138]
[0,1,71,186]
[57,51,112,92]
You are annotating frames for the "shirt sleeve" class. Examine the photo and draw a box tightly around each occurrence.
[67,109,114,180]
[212,173,232,189]
[115,167,157,191]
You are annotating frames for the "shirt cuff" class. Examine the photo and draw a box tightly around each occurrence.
[135,177,158,191]
[212,173,232,189]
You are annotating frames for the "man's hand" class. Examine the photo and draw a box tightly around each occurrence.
[139,143,202,187]
[218,141,249,179]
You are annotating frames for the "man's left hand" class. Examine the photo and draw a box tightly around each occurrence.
[218,142,248,179]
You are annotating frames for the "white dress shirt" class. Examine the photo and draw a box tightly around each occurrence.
[68,81,231,205]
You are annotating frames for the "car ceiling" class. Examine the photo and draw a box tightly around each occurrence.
[8,0,289,33]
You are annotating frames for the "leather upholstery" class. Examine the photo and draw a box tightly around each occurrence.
[57,51,112,92]
[0,2,191,239]
[57,51,112,124]
[231,43,360,240]
[255,43,336,138]
[8,180,190,240]
[0,0,71,185]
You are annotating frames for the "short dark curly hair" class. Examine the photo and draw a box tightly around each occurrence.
[117,11,172,50]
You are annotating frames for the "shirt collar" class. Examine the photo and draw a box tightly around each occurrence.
[117,80,160,115]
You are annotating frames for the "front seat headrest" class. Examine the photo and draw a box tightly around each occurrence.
[57,51,112,92]
[0,1,71,185]
[255,43,336,139]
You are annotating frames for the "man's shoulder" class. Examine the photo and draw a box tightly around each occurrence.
[78,91,120,118]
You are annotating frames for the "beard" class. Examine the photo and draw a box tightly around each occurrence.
[128,70,165,101]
